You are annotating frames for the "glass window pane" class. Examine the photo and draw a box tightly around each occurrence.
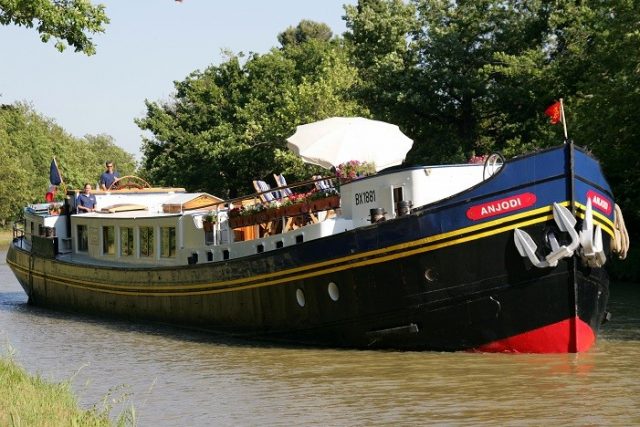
[120,227,134,256]
[140,227,154,257]
[77,225,88,252]
[103,226,115,255]
[160,227,176,258]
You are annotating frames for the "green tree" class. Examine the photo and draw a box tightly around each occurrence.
[138,25,367,198]
[566,1,640,279]
[278,19,333,48]
[346,0,559,163]
[0,103,135,223]
[0,0,109,55]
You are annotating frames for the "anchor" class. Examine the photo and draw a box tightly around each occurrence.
[579,198,607,267]
[514,203,580,268]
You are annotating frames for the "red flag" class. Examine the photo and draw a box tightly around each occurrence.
[45,185,56,202]
[545,101,562,124]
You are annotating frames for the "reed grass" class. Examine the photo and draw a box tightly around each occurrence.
[0,353,136,426]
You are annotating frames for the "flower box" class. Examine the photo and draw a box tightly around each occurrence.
[266,207,286,221]
[256,212,270,223]
[228,217,244,229]
[311,195,340,212]
[284,204,304,217]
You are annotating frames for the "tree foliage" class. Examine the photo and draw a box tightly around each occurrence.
[0,0,109,55]
[0,103,135,224]
[278,19,333,48]
[346,0,561,163]
[137,33,367,198]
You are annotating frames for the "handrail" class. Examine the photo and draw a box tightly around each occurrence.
[214,176,338,209]
[61,176,338,210]
[108,175,152,190]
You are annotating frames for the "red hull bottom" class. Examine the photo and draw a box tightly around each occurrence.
[474,317,596,353]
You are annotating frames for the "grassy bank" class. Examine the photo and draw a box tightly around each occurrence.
[0,355,135,426]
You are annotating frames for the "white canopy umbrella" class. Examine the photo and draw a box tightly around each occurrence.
[286,117,413,171]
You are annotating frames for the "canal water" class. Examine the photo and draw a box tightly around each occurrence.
[1,250,639,426]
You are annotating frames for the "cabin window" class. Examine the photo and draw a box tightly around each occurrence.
[120,227,135,257]
[140,226,154,258]
[77,225,88,252]
[205,229,214,245]
[30,221,34,237]
[160,226,176,258]
[393,186,404,203]
[102,226,115,255]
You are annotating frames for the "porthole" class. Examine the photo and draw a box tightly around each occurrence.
[424,268,436,282]
[328,282,339,301]
[296,289,306,307]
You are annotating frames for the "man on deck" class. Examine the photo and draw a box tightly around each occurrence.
[99,161,120,190]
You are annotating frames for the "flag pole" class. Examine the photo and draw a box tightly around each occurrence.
[560,98,568,142]
[53,157,68,196]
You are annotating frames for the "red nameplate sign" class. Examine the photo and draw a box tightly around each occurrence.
[467,193,537,220]
[586,190,612,215]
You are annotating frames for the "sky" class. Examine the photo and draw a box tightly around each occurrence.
[0,0,356,160]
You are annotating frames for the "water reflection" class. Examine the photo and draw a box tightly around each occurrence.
[1,251,639,426]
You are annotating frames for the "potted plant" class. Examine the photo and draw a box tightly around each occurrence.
[265,200,285,220]
[335,160,376,183]
[49,204,61,216]
[283,192,311,216]
[308,188,340,211]
[244,203,268,225]
[203,210,217,232]
[228,206,244,228]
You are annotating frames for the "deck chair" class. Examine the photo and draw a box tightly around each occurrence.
[273,174,294,198]
[252,180,280,203]
[312,175,334,192]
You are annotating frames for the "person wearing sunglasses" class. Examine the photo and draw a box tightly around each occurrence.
[99,161,120,190]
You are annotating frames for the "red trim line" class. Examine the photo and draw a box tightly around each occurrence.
[474,317,595,353]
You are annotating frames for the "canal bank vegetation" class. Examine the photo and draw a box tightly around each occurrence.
[0,354,135,426]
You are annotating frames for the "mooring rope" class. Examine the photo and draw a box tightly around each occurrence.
[611,203,630,259]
